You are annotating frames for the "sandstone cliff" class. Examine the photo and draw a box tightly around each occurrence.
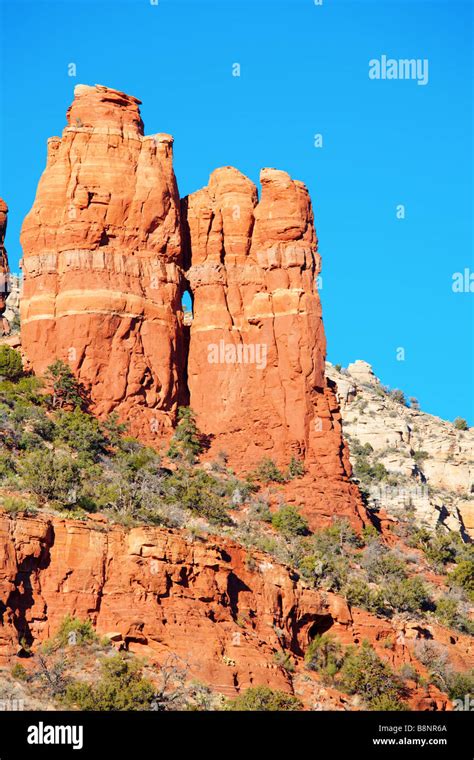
[20,85,185,441]
[0,510,464,709]
[184,166,365,529]
[19,84,366,531]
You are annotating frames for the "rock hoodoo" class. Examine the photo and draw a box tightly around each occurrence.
[20,84,366,527]
[20,85,185,440]
[184,166,365,527]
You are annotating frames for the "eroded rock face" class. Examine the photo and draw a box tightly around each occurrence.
[3,274,20,333]
[19,84,365,528]
[0,511,461,708]
[20,85,185,440]
[184,167,365,528]
[327,361,474,537]
[0,199,10,336]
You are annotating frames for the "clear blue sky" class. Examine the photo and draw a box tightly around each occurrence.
[0,0,472,424]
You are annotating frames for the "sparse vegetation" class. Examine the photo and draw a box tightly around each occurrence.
[271,504,309,538]
[225,685,302,711]
[287,456,305,480]
[64,655,156,711]
[0,346,23,381]
[251,457,286,484]
[390,389,407,406]
[167,407,203,463]
[45,360,84,410]
[340,641,408,710]
[305,634,344,683]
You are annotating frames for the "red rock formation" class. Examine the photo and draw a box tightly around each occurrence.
[19,84,365,527]
[184,167,365,528]
[20,85,185,440]
[0,199,10,335]
[0,511,461,709]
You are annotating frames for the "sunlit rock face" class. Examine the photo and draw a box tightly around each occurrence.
[184,166,366,529]
[20,84,365,528]
[20,85,185,440]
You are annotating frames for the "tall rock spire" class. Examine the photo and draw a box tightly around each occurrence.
[183,167,365,528]
[20,85,185,440]
[19,84,365,528]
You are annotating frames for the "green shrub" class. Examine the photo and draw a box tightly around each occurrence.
[351,440,374,457]
[251,458,286,484]
[167,407,203,463]
[54,407,107,462]
[449,560,474,601]
[344,578,383,614]
[344,568,431,617]
[434,596,460,628]
[162,466,231,525]
[64,655,155,711]
[370,694,407,711]
[54,615,98,647]
[446,670,474,701]
[383,576,431,614]
[225,685,302,711]
[298,522,361,591]
[362,524,379,542]
[287,457,305,480]
[45,360,84,409]
[433,595,473,633]
[305,634,344,682]
[409,529,462,570]
[300,551,349,592]
[0,346,23,381]
[313,521,362,553]
[0,452,15,479]
[340,641,407,709]
[363,546,407,583]
[412,450,429,464]
[354,456,388,483]
[454,417,469,431]
[1,496,37,514]
[11,663,28,681]
[272,504,309,538]
[19,450,81,504]
[425,534,459,568]
[19,431,46,451]
[248,497,272,523]
[102,413,128,448]
[26,408,55,441]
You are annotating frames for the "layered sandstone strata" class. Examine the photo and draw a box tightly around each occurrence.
[20,85,184,439]
[19,84,365,527]
[0,511,462,708]
[0,199,10,335]
[184,167,365,527]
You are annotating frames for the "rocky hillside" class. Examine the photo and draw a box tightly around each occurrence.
[3,275,20,334]
[0,360,472,711]
[0,83,472,713]
[327,361,474,539]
